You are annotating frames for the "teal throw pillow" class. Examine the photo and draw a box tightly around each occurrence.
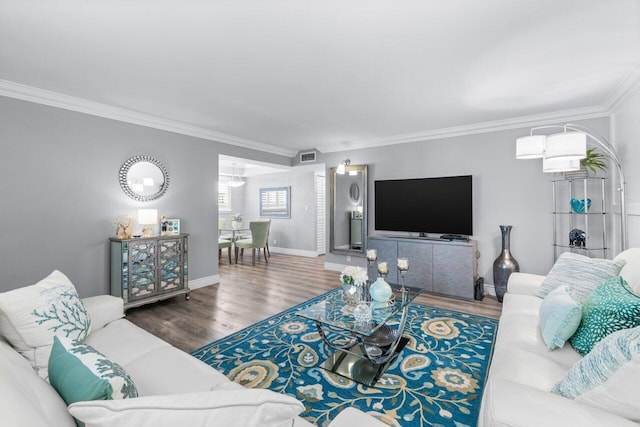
[537,252,626,301]
[552,326,640,421]
[49,336,138,407]
[570,277,640,356]
[538,285,582,350]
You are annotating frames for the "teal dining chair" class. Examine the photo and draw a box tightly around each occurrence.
[235,221,270,266]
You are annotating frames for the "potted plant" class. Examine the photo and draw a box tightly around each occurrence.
[230,213,243,230]
[564,147,608,179]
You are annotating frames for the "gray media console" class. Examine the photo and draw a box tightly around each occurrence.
[367,236,478,300]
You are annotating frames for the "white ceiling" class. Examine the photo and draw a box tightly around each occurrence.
[1,1,639,156]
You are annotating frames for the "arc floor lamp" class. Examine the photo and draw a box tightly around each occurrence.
[516,123,627,251]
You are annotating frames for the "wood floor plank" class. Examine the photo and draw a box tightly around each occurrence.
[127,254,503,353]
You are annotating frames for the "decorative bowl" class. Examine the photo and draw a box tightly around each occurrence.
[570,198,591,213]
[363,324,398,347]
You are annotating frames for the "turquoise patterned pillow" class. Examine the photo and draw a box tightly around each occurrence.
[537,252,626,301]
[570,277,640,356]
[552,326,640,420]
[49,335,138,406]
[538,286,582,350]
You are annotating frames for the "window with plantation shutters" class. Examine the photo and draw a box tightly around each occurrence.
[218,183,231,212]
[259,186,290,218]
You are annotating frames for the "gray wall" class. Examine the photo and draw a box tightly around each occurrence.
[242,170,318,252]
[314,117,611,282]
[1,93,633,296]
[0,97,290,296]
[612,89,640,250]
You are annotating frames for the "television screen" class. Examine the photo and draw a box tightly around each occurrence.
[374,175,473,236]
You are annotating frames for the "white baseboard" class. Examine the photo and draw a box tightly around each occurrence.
[483,283,496,296]
[189,275,219,290]
[324,262,348,272]
[269,246,319,258]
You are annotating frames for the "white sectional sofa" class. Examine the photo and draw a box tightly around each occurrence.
[1,293,384,427]
[479,248,640,426]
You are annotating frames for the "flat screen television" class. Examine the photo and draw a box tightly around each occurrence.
[374,175,473,236]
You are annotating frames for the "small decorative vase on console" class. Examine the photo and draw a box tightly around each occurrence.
[492,225,519,303]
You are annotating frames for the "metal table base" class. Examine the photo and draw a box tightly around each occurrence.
[320,337,409,387]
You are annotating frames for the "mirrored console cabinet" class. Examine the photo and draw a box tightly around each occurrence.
[110,234,190,311]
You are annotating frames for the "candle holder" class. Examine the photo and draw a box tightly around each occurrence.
[397,257,409,291]
[366,249,377,288]
[377,261,389,279]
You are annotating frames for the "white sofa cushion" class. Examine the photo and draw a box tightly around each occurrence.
[537,252,625,301]
[507,272,546,296]
[48,336,138,405]
[494,313,582,368]
[85,318,234,395]
[123,346,239,395]
[84,319,168,366]
[0,338,75,427]
[81,295,124,331]
[538,286,582,350]
[0,270,92,379]
[480,379,640,427]
[553,326,640,421]
[615,248,640,293]
[68,389,305,427]
[501,293,543,317]
[487,346,571,391]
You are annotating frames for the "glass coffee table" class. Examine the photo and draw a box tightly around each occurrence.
[297,284,423,387]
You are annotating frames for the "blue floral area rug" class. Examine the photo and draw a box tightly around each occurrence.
[191,289,498,427]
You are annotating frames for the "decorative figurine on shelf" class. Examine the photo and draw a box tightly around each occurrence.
[569,228,587,248]
[160,216,169,236]
[570,198,592,214]
[113,215,135,239]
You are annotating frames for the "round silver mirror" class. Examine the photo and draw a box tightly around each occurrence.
[349,182,360,204]
[119,155,169,201]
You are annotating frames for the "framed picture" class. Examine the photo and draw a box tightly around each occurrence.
[162,218,180,235]
[259,186,291,218]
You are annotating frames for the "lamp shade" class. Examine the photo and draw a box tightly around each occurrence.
[516,135,546,159]
[542,156,581,173]
[336,163,345,174]
[544,132,587,160]
[138,209,158,225]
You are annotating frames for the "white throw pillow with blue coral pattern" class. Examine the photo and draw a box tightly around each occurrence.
[0,270,91,380]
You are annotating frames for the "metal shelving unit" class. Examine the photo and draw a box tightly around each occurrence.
[552,177,608,261]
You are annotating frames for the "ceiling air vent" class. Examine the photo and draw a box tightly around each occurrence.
[300,151,317,163]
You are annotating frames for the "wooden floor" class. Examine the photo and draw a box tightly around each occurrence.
[127,253,503,353]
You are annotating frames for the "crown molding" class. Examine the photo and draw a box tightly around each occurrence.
[604,66,640,113]
[317,105,610,153]
[1,79,625,157]
[0,79,297,157]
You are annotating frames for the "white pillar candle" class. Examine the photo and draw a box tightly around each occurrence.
[378,262,388,274]
[397,258,409,270]
[366,249,377,261]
